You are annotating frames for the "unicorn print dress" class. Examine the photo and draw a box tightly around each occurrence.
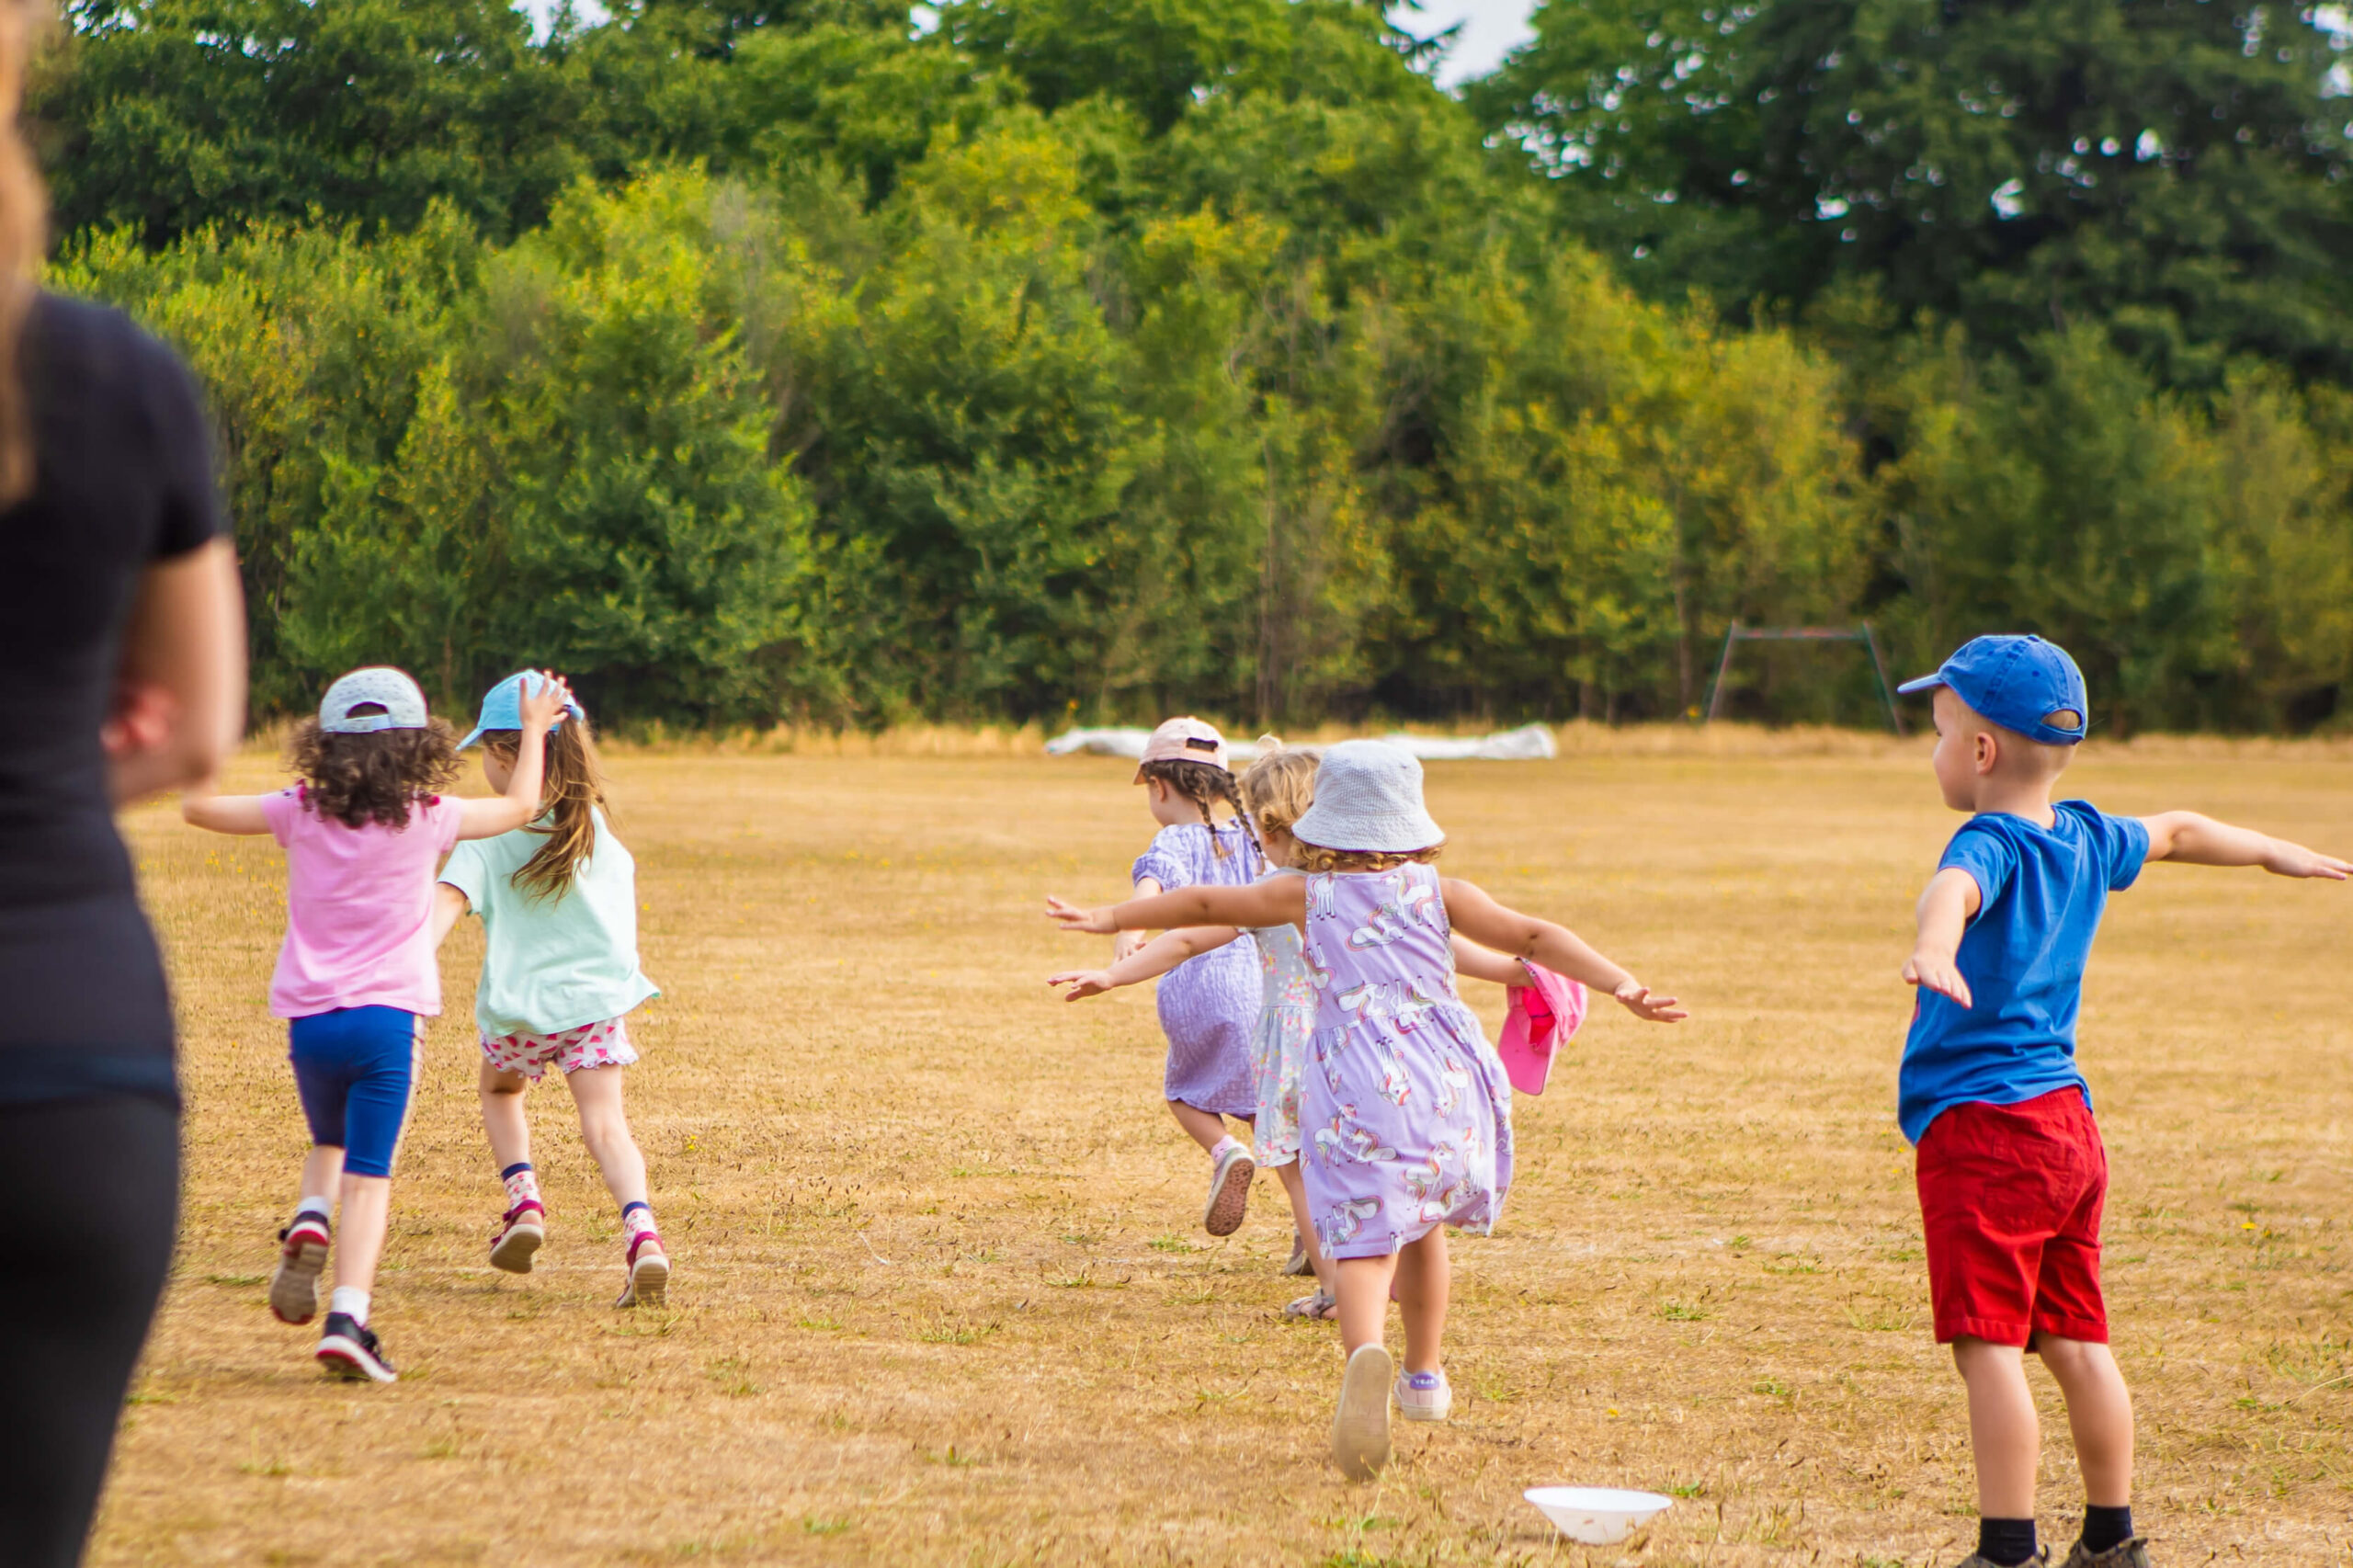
[1299,862,1513,1259]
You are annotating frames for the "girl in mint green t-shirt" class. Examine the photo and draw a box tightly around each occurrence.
[430,675,666,1310]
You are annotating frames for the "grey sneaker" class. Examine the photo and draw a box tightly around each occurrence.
[2060,1540,2149,1568]
[1331,1343,1393,1480]
[1949,1552,2048,1568]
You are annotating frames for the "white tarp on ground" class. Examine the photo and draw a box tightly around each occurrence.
[1044,723,1556,763]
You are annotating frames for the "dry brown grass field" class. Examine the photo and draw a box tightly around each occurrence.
[86,731,2353,1566]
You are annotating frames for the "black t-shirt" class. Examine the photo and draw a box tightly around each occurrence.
[0,292,223,1076]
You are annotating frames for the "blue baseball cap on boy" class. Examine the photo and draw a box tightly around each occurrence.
[458,670,586,750]
[1897,634,2089,745]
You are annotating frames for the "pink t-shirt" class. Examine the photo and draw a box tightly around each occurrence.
[262,787,465,1020]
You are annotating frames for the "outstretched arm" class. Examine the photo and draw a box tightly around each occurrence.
[1439,878,1686,1021]
[1449,934,1527,987]
[1050,926,1242,1000]
[2142,812,2351,878]
[1902,866,1981,1007]
[180,778,274,835]
[1049,877,1303,935]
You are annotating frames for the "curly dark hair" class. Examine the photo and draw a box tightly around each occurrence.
[287,716,462,830]
[1138,756,1248,858]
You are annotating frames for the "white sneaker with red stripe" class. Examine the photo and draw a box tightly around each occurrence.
[614,1230,669,1309]
[269,1213,331,1324]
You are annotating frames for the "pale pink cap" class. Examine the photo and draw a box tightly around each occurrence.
[1132,715,1229,779]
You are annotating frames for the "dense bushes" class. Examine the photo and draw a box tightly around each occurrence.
[36,0,2353,733]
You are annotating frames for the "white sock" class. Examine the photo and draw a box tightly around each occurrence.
[295,1196,332,1223]
[329,1287,370,1325]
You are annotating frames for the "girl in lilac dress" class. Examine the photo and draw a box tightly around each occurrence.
[1051,739,1688,1479]
[1123,718,1264,1235]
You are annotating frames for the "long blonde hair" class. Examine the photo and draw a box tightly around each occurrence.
[0,1,49,506]
[483,721,613,903]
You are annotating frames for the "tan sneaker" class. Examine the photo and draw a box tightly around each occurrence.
[1331,1343,1393,1479]
[1202,1143,1255,1236]
[1949,1551,2048,1568]
[2059,1540,2148,1568]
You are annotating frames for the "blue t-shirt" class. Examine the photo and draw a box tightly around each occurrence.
[1897,801,2151,1143]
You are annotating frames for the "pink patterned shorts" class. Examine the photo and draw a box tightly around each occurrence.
[480,1017,638,1081]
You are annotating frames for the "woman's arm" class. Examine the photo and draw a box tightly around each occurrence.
[1049,877,1304,935]
[1449,934,1526,987]
[106,539,246,804]
[1049,926,1242,1000]
[429,882,470,949]
[455,673,573,840]
[1442,877,1686,1022]
[179,779,274,835]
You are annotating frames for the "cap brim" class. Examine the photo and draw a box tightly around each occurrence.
[457,725,486,750]
[1894,675,1945,696]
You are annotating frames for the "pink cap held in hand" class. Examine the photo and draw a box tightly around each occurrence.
[1133,716,1229,779]
[1497,960,1588,1096]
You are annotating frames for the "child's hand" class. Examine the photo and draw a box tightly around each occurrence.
[1048,968,1119,1000]
[1612,980,1687,1023]
[2261,839,2353,881]
[1902,949,1972,1008]
[1046,896,1118,935]
[516,670,574,733]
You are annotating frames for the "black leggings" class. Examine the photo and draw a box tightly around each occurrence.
[0,1096,177,1568]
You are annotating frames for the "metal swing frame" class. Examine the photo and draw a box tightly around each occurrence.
[1701,621,1905,735]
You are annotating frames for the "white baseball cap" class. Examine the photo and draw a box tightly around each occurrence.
[318,667,430,734]
[1290,740,1446,853]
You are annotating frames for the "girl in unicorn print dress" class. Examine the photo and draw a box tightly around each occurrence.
[1049,740,1687,1480]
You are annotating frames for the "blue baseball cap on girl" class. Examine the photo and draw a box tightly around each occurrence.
[458,670,586,750]
[1897,634,2089,744]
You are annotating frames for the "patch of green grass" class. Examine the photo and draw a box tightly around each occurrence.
[205,1272,265,1287]
[915,1319,1000,1346]
[1661,1300,1712,1322]
[1147,1234,1199,1254]
[801,1517,853,1537]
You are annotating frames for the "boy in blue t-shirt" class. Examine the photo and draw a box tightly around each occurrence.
[1896,635,2347,1568]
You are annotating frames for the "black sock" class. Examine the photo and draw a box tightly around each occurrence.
[2080,1505,2133,1553]
[1978,1517,2037,1565]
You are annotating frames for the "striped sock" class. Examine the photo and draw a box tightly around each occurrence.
[501,1162,540,1210]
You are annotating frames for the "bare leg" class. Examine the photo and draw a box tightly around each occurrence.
[298,1144,345,1207]
[2040,1336,2134,1507]
[1166,1099,1233,1156]
[332,1175,392,1294]
[1273,1161,1335,1296]
[1953,1337,2040,1518]
[479,1061,533,1173]
[1335,1253,1401,1355]
[564,1065,649,1210]
[1393,1227,1449,1373]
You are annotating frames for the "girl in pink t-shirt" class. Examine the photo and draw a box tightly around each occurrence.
[183,665,571,1383]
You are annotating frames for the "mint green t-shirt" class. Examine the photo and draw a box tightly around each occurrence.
[439,808,659,1040]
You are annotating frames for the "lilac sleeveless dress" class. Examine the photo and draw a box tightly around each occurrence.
[1132,822,1261,1119]
[1300,863,1513,1260]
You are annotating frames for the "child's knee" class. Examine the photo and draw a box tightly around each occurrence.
[480,1068,529,1098]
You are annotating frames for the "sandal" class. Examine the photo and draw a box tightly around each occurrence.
[1282,1235,1313,1277]
[1284,1289,1338,1321]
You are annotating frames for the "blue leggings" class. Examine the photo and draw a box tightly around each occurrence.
[288,1006,419,1179]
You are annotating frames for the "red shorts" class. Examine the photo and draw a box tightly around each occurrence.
[1915,1088,2108,1347]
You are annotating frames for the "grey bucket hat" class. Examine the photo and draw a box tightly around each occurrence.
[1290,740,1446,853]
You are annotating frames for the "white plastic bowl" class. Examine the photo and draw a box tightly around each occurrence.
[1523,1486,1673,1544]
